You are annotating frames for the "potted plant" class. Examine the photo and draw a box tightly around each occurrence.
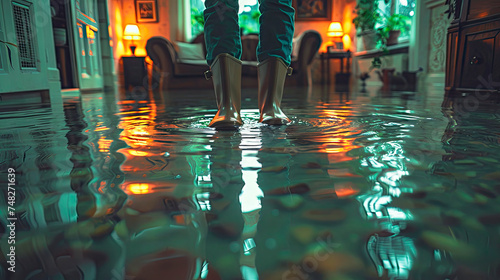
[367,14,410,69]
[353,0,381,50]
[377,14,410,46]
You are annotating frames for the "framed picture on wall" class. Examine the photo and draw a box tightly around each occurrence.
[292,0,331,21]
[135,0,158,23]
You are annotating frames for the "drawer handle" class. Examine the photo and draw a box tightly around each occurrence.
[470,56,481,65]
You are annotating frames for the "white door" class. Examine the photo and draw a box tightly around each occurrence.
[72,0,103,90]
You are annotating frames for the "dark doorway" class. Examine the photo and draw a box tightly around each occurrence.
[51,0,77,89]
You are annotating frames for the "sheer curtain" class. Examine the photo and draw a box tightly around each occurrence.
[176,0,192,42]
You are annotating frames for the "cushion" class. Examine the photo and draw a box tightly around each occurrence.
[291,33,304,60]
[174,41,205,60]
[174,59,209,77]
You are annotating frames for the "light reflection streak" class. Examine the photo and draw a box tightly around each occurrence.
[239,150,263,213]
[118,99,157,149]
[238,129,262,279]
[98,136,112,153]
[319,104,418,277]
[127,183,150,194]
[357,137,417,279]
[335,186,359,197]
[128,150,150,157]
[315,108,363,163]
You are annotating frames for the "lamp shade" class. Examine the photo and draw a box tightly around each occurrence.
[327,22,343,38]
[123,24,141,40]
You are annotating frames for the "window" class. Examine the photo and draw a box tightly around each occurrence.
[376,0,416,42]
[239,0,260,34]
[191,0,260,38]
[395,0,415,41]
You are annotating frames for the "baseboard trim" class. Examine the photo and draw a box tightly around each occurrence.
[425,73,445,88]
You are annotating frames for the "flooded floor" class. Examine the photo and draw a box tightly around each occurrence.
[1,85,500,280]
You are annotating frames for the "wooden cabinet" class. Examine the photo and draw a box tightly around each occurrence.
[459,27,500,89]
[445,0,500,99]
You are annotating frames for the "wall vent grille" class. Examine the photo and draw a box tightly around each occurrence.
[12,2,37,69]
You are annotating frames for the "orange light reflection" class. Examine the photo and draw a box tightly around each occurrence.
[98,136,112,153]
[335,187,359,197]
[118,99,157,149]
[128,150,150,157]
[316,109,362,162]
[98,181,107,194]
[127,183,150,194]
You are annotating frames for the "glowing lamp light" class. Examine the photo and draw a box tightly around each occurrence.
[342,34,352,51]
[123,24,141,40]
[327,22,343,38]
[123,24,141,56]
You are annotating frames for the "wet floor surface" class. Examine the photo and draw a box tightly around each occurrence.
[1,86,500,280]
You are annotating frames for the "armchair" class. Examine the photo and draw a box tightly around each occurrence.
[145,30,321,90]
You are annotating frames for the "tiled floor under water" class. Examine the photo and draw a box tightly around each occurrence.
[1,85,500,280]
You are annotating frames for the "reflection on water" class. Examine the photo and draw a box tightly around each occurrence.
[1,86,500,279]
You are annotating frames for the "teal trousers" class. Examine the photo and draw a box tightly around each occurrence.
[203,0,295,66]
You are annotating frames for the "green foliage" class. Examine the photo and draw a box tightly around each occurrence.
[379,14,410,35]
[353,0,381,34]
[240,10,261,34]
[251,10,261,21]
[191,8,205,36]
[354,1,411,70]
[191,8,261,35]
[375,14,410,50]
[191,8,204,27]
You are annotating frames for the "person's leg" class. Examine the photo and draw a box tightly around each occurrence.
[204,0,243,129]
[257,0,295,125]
[257,0,295,66]
[204,0,242,66]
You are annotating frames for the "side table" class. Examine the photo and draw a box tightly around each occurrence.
[122,56,147,91]
[320,51,352,84]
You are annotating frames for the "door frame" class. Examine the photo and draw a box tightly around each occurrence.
[68,0,105,91]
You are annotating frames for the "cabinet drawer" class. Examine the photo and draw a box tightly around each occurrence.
[467,1,500,21]
[460,29,500,89]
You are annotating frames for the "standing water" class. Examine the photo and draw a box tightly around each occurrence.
[1,86,500,280]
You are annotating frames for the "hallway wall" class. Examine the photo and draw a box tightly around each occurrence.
[295,0,357,53]
[425,0,452,87]
[113,0,172,57]
[108,0,177,81]
[292,0,358,83]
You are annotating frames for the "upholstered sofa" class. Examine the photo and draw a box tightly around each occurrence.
[146,30,322,90]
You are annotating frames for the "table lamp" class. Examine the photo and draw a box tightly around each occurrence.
[327,22,343,50]
[123,24,141,56]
